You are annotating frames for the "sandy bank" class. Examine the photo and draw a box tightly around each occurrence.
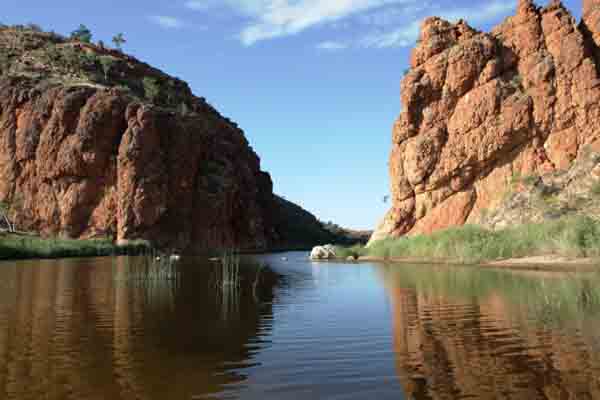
[348,255,600,272]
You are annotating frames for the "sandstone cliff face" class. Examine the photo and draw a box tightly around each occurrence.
[372,0,600,243]
[0,26,337,252]
[0,77,274,252]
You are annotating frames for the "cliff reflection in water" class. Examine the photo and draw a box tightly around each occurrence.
[0,257,278,400]
[382,265,600,400]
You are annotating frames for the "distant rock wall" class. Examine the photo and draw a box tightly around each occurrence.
[371,0,600,243]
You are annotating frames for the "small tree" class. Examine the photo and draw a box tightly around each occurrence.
[70,24,92,43]
[0,201,14,233]
[112,33,126,50]
[99,55,115,81]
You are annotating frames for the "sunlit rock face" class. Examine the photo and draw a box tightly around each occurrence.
[372,0,600,243]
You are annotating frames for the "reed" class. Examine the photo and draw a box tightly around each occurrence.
[211,251,275,320]
[212,251,240,320]
[112,254,180,284]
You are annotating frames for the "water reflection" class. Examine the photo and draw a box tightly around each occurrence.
[0,257,278,400]
[381,265,600,399]
[2,256,600,399]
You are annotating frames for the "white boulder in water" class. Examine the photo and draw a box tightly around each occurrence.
[310,245,337,260]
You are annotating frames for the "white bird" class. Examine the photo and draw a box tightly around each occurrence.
[170,254,181,261]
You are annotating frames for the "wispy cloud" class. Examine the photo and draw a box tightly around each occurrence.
[237,0,413,46]
[361,0,516,48]
[183,0,415,45]
[183,0,516,47]
[185,0,212,11]
[148,15,186,29]
[316,41,348,51]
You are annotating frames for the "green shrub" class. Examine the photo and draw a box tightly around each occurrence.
[70,24,92,43]
[112,33,126,50]
[591,181,600,197]
[521,174,539,186]
[143,76,161,101]
[334,244,366,259]
[99,55,116,81]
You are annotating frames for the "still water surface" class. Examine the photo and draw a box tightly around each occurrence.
[1,253,600,399]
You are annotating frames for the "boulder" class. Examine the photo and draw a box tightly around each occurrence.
[310,244,337,260]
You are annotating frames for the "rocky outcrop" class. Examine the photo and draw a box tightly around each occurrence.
[0,77,274,252]
[477,146,600,229]
[372,0,600,243]
[0,26,337,253]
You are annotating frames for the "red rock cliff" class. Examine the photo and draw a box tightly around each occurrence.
[0,26,323,252]
[371,0,600,243]
[0,77,278,252]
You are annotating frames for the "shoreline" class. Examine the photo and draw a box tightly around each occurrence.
[0,232,321,262]
[0,233,152,262]
[348,255,600,272]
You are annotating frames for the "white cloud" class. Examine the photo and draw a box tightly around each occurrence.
[185,0,414,45]
[182,0,516,47]
[361,0,516,48]
[316,41,348,50]
[239,1,412,45]
[148,15,186,29]
[185,0,213,11]
[358,2,430,27]
[360,20,420,48]
[442,1,516,25]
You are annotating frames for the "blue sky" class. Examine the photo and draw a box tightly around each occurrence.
[3,0,583,229]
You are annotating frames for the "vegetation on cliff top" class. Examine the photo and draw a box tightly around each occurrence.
[0,23,221,117]
[337,216,600,264]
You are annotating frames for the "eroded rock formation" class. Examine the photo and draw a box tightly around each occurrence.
[372,0,600,242]
[0,26,344,252]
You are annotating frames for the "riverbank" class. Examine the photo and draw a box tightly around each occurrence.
[351,255,599,272]
[333,216,600,271]
[0,233,151,261]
